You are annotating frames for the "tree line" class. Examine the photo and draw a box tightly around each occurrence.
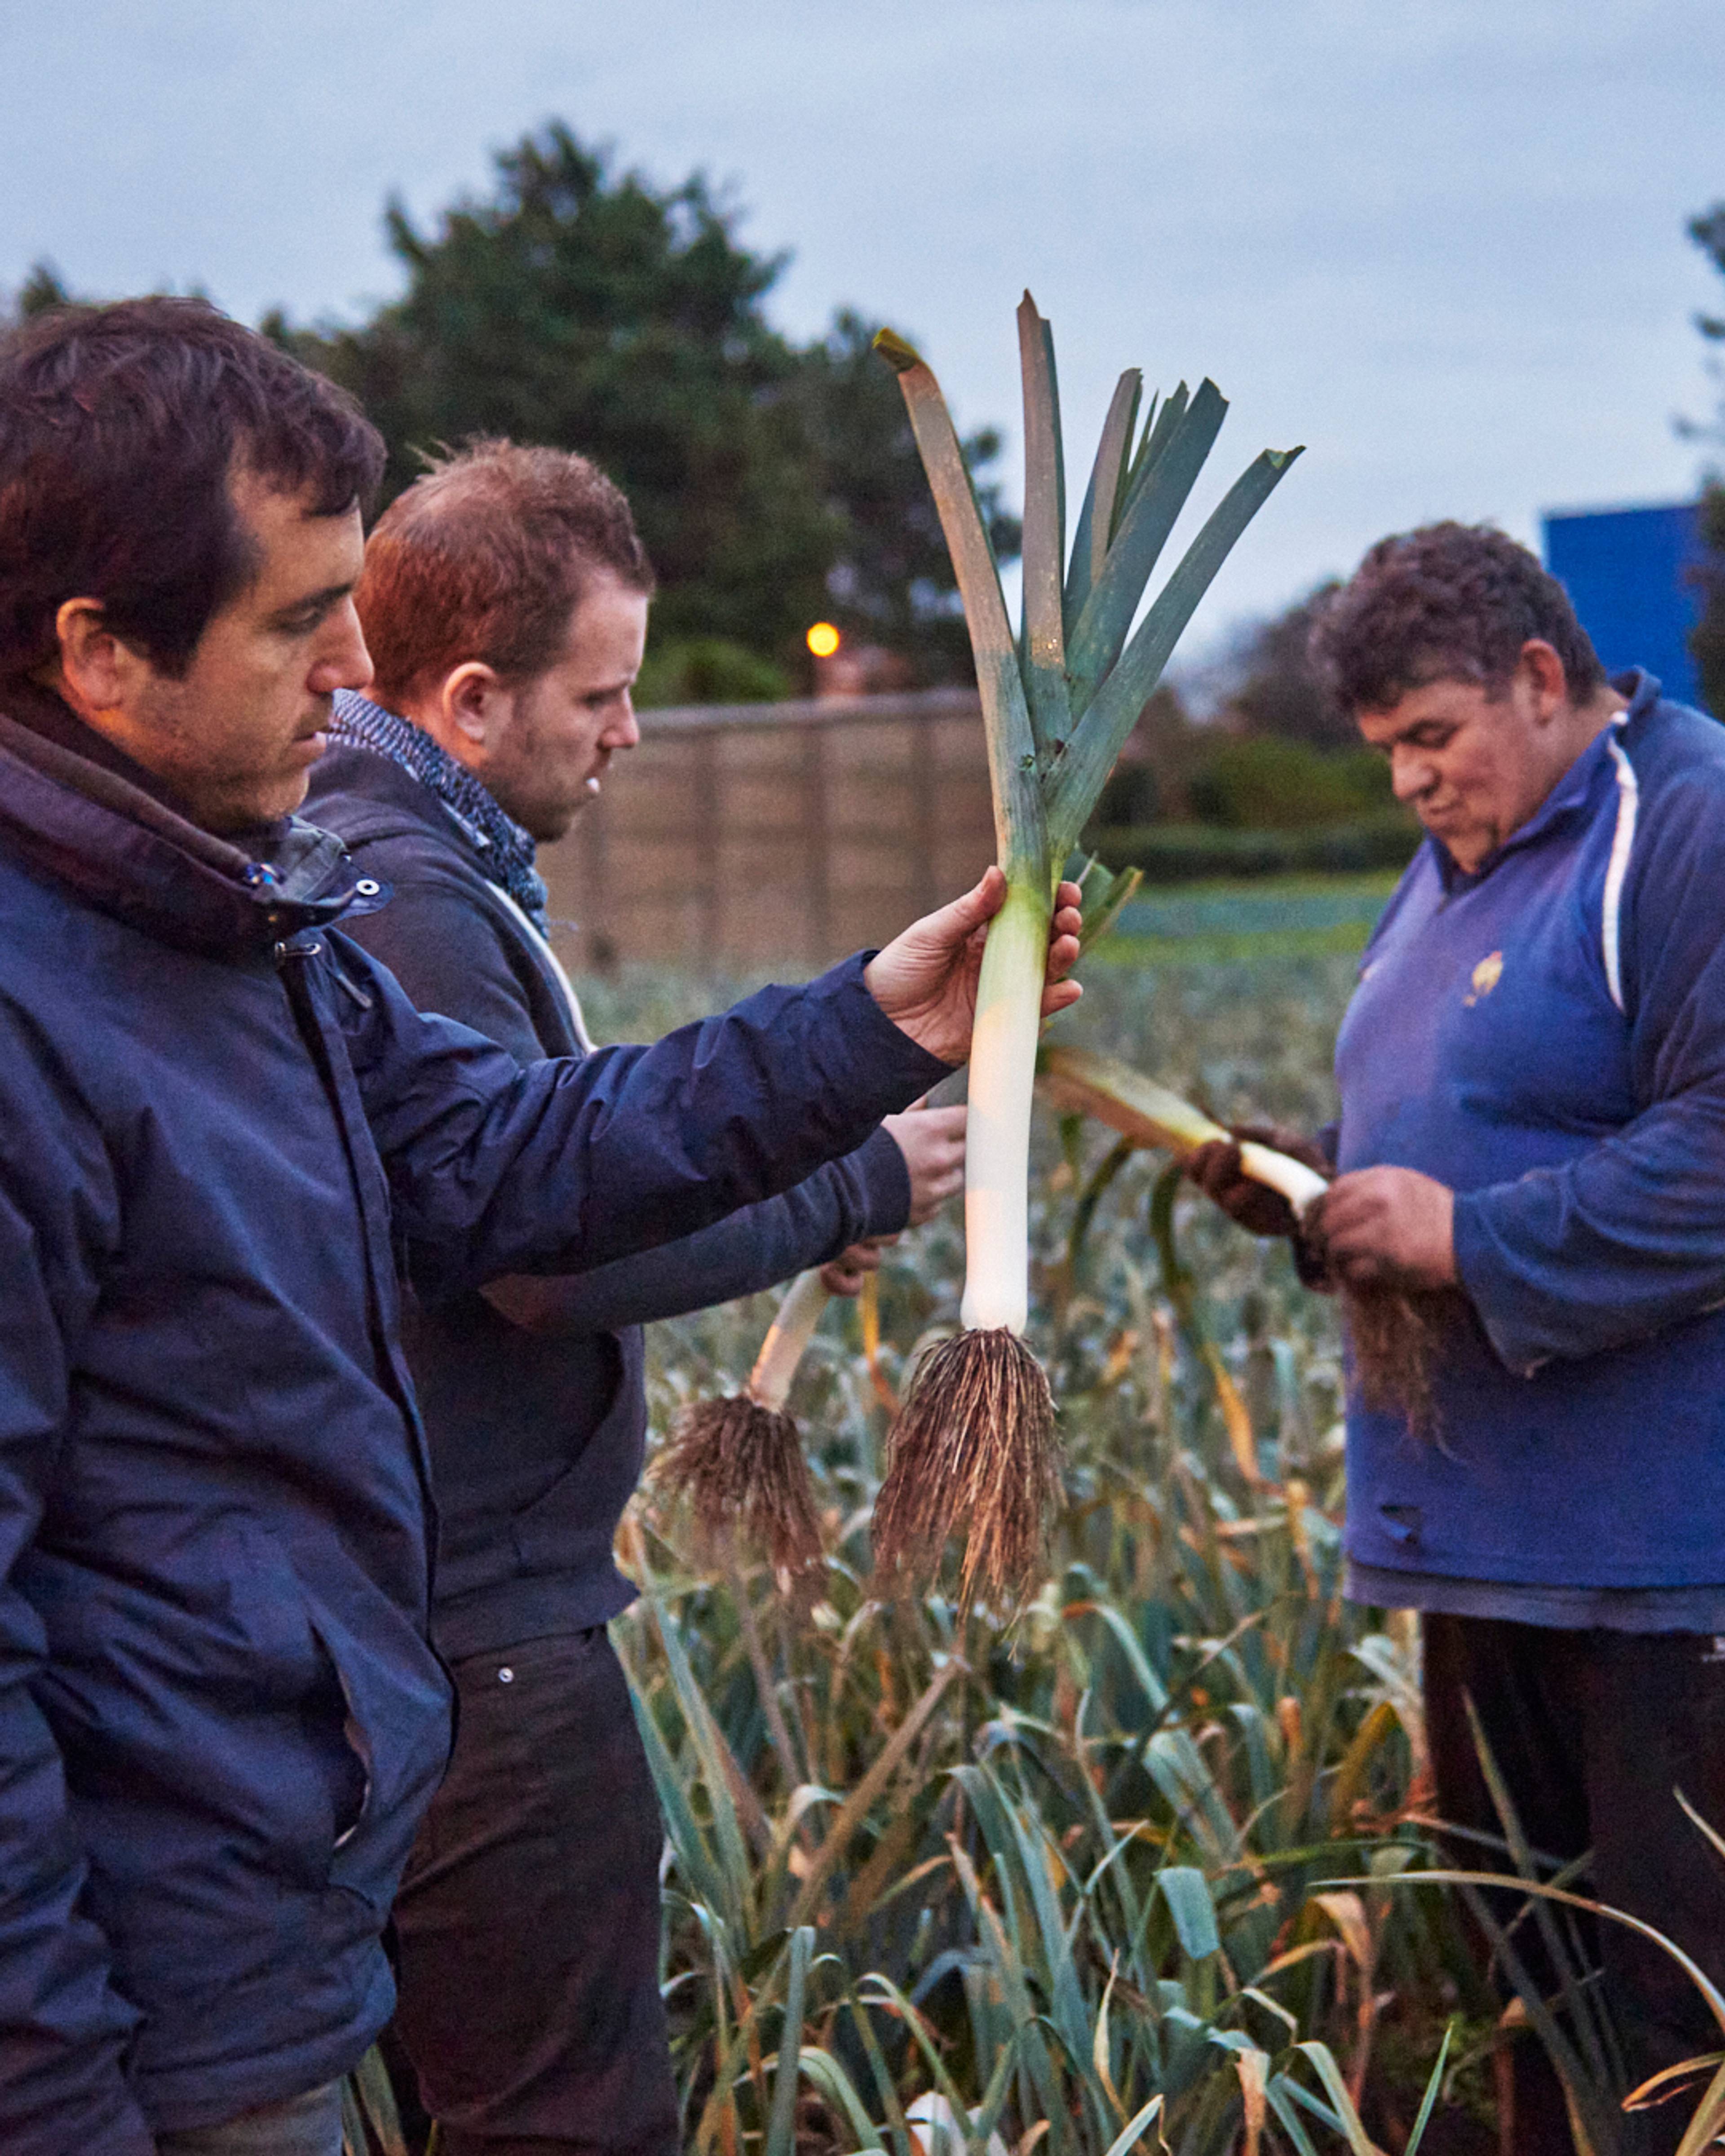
[270,123,1019,701]
[10,131,1722,717]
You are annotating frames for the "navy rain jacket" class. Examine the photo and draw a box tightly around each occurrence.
[0,694,945,2152]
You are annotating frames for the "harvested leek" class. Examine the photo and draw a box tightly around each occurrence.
[655,862,1136,1587]
[1037,1044,1327,1216]
[1042,1042,1447,1438]
[651,1267,831,1585]
[872,296,1300,1604]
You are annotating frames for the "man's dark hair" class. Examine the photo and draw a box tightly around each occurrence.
[356,440,655,709]
[0,296,385,680]
[1310,521,1607,714]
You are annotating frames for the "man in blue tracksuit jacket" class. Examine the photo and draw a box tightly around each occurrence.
[1196,523,1725,2153]
[301,438,963,2154]
[0,300,1080,2156]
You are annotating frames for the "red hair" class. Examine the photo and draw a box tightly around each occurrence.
[357,440,653,707]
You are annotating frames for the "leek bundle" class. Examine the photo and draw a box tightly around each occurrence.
[651,1268,831,1585]
[871,296,1301,1605]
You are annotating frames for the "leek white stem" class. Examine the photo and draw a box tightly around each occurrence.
[747,1269,832,1414]
[1236,1141,1328,1220]
[960,880,1054,1334]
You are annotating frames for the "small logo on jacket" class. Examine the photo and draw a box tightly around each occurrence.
[1464,950,1503,1007]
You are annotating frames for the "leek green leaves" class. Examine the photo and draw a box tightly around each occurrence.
[875,296,1301,875]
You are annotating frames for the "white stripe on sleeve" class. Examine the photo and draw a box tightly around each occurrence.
[1601,725,1639,1013]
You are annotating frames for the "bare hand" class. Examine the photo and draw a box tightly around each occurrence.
[1186,1123,1331,1240]
[883,1099,966,1225]
[820,1239,891,1297]
[865,867,1082,1065]
[1307,1166,1457,1290]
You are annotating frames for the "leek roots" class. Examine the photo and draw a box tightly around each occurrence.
[873,1329,1060,1608]
[651,1269,831,1587]
[874,295,1301,1604]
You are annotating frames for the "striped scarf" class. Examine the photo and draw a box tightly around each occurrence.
[329,691,550,935]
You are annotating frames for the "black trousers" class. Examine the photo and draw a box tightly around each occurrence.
[1425,1614,1725,2156]
[390,1628,680,2156]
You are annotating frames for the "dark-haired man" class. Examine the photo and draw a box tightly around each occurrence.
[1194,522,1725,2152]
[304,439,965,2156]
[0,298,1079,2156]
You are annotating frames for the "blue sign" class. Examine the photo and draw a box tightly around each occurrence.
[1542,501,1708,709]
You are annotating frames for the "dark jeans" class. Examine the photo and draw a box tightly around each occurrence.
[154,2080,342,2156]
[1425,1613,1725,2156]
[390,1627,679,2156]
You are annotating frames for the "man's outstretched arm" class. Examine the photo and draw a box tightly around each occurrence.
[345,872,1080,1303]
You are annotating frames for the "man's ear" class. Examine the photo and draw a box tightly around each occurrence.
[49,598,150,717]
[440,661,510,754]
[1518,638,1570,720]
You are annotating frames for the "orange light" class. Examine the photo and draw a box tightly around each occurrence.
[806,621,841,658]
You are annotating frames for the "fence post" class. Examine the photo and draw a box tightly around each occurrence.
[911,707,940,915]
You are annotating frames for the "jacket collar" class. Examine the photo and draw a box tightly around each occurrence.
[0,685,366,958]
[328,692,550,934]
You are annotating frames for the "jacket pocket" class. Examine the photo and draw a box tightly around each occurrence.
[300,1592,452,1911]
[509,1331,643,1577]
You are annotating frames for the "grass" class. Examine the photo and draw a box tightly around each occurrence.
[1096,873,1398,968]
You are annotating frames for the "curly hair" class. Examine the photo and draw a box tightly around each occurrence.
[356,441,655,708]
[1309,521,1606,715]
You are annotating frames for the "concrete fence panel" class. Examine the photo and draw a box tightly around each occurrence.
[540,688,996,974]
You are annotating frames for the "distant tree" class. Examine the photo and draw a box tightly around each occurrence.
[0,261,75,333]
[16,261,71,318]
[1206,582,1354,748]
[1690,202,1725,716]
[274,125,833,661]
[787,309,1019,679]
[274,124,1015,680]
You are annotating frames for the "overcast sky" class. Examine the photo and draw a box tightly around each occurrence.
[2,0,1720,656]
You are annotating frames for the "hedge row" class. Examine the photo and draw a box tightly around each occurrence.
[1086,811,1423,885]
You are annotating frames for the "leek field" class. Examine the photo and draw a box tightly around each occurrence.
[326,906,1714,2156]
[569,927,1521,2156]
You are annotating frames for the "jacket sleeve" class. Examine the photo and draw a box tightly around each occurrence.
[325,839,914,1322]
[0,1053,154,2154]
[485,1122,911,1331]
[1452,767,1725,1373]
[334,942,948,1304]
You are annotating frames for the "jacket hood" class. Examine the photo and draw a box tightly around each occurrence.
[0,694,367,959]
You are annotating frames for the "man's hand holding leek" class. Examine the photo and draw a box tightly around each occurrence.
[866,865,1084,1064]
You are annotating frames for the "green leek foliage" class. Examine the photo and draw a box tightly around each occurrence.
[876,299,1302,900]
